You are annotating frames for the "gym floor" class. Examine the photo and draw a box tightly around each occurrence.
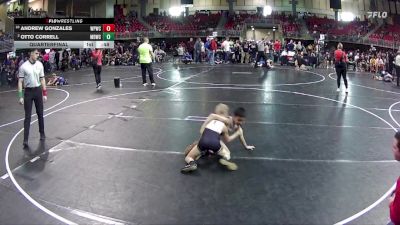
[0,64,399,225]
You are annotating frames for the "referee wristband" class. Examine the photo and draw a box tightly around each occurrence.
[42,89,47,97]
[18,90,23,98]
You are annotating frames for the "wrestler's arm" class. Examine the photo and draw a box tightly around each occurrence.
[237,126,255,150]
[222,125,240,143]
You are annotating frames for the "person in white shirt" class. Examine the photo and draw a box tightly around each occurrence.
[154,46,166,63]
[222,38,231,63]
[395,50,400,86]
[378,57,385,73]
[18,49,48,148]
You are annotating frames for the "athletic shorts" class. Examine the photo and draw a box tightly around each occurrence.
[198,128,221,154]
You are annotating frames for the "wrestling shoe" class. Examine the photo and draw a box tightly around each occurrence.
[181,161,197,173]
[219,158,238,171]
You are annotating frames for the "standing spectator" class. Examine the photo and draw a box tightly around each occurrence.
[55,50,60,70]
[43,50,50,73]
[273,40,282,63]
[241,41,250,64]
[295,41,303,54]
[210,37,218,65]
[138,37,156,87]
[49,49,55,72]
[187,38,195,61]
[200,39,205,62]
[265,41,271,61]
[194,38,202,63]
[234,40,241,63]
[205,37,212,64]
[250,41,257,62]
[334,43,349,93]
[395,50,400,86]
[287,39,295,52]
[389,51,395,75]
[91,48,103,90]
[18,49,47,147]
[222,37,231,64]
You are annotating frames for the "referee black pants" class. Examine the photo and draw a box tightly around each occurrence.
[93,65,102,85]
[395,65,400,86]
[335,62,348,88]
[24,87,44,142]
[141,63,155,84]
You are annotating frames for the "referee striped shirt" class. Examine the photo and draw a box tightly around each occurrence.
[18,60,44,88]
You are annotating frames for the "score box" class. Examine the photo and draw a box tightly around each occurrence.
[102,32,115,41]
[102,24,115,32]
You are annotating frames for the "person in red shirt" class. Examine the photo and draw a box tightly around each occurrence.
[334,43,349,93]
[273,40,281,63]
[91,48,103,90]
[274,40,281,52]
[209,37,218,65]
[390,131,400,225]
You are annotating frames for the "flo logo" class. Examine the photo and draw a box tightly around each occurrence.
[367,11,388,19]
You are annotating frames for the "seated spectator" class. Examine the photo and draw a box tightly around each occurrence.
[182,51,193,64]
[154,46,166,63]
[47,73,68,86]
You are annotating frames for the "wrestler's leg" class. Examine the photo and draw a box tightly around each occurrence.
[181,145,202,173]
[218,142,238,171]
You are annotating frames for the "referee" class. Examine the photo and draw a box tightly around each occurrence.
[18,49,47,147]
[254,38,267,68]
[395,50,400,86]
[138,37,156,87]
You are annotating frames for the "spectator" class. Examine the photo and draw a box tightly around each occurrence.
[395,50,400,86]
[194,38,202,63]
[222,38,231,63]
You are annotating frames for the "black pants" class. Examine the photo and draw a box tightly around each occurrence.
[336,63,348,88]
[140,63,154,84]
[93,65,102,85]
[396,65,400,86]
[24,87,44,142]
[254,51,266,68]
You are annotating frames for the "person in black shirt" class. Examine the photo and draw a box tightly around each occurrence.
[242,41,250,63]
[55,50,60,70]
[389,51,395,74]
[250,41,257,63]
[287,40,295,52]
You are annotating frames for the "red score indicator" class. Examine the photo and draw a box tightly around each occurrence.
[102,24,115,32]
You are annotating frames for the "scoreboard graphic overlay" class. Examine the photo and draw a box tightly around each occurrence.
[14,18,115,49]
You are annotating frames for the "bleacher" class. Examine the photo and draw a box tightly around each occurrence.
[369,24,400,43]
[306,16,372,38]
[115,5,148,33]
[145,12,221,32]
